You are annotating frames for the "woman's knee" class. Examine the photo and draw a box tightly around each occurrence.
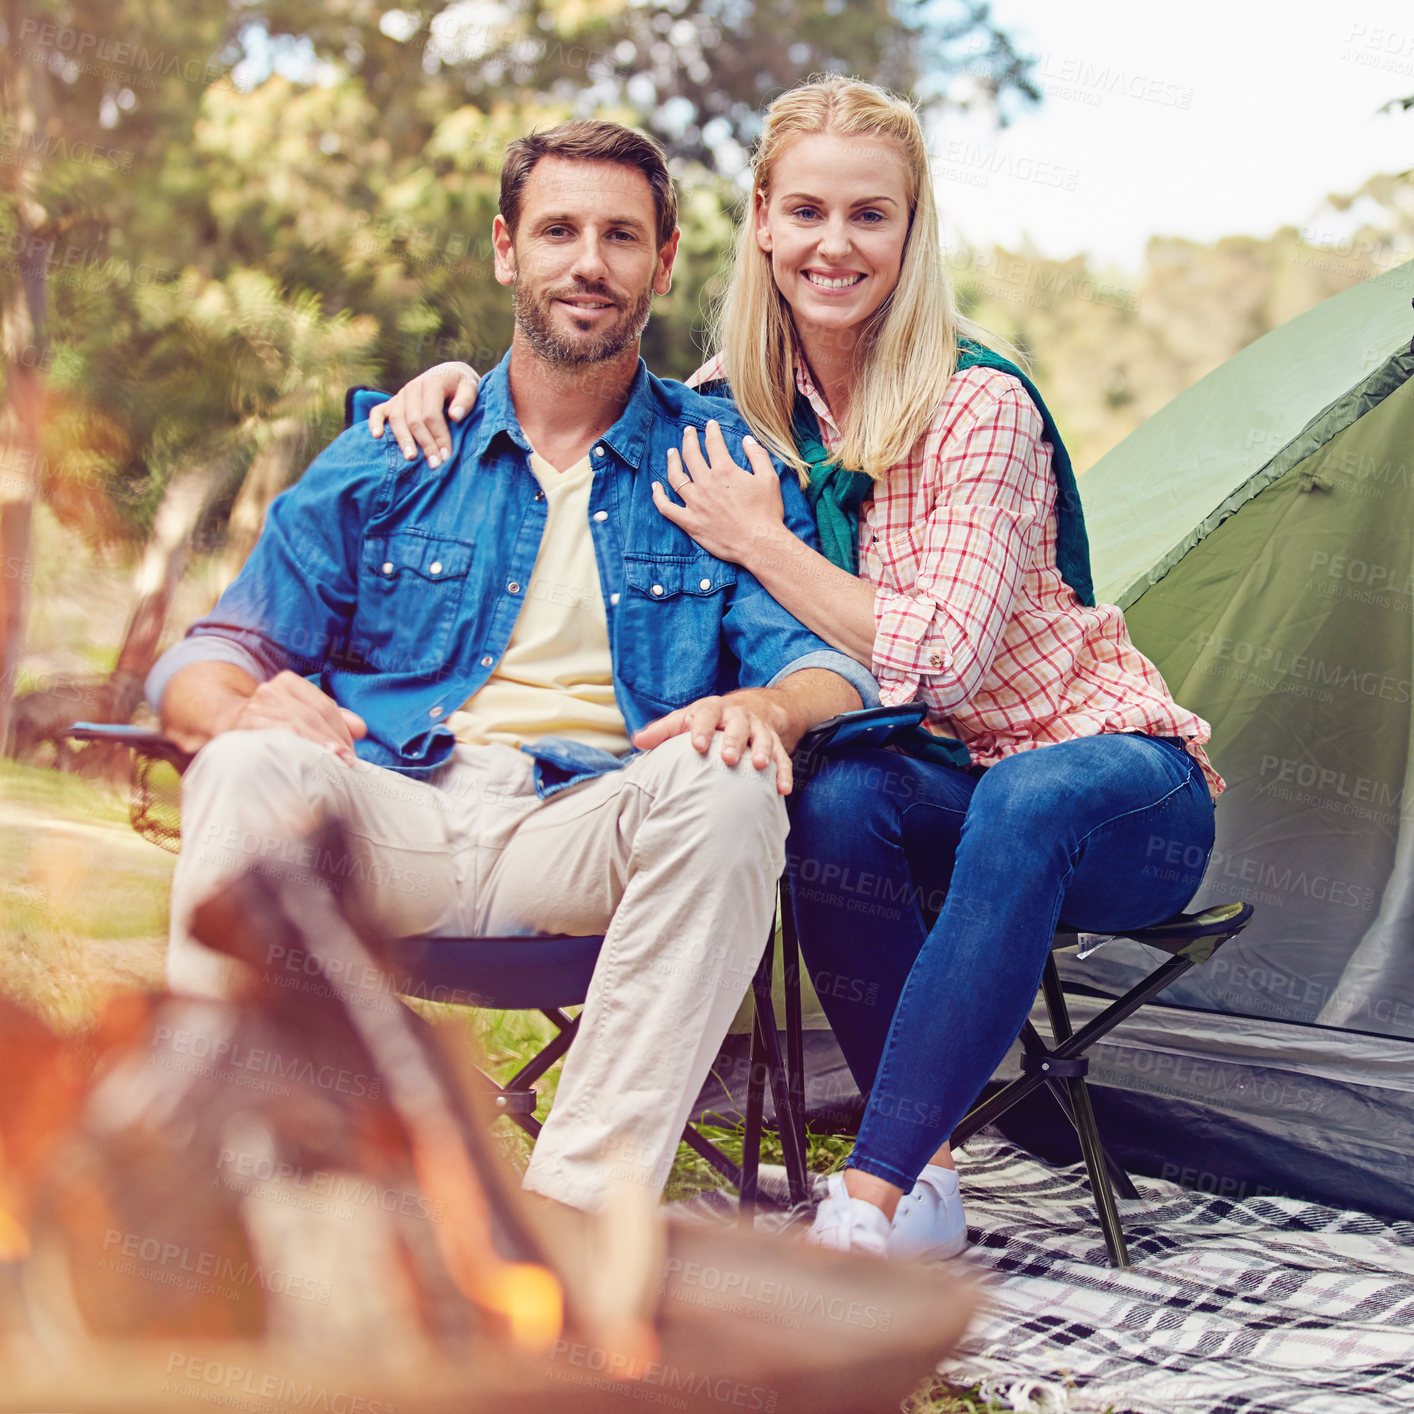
[969,747,1084,824]
[790,747,909,839]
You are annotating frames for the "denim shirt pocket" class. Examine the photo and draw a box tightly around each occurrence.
[351,530,473,674]
[617,553,737,708]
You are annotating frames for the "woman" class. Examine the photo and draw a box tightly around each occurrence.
[371,76,1221,1260]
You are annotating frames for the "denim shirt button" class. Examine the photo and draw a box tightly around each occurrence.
[593,510,608,522]
[508,581,521,594]
[651,584,664,596]
[429,705,443,718]
[429,561,442,575]
[593,445,605,457]
[480,655,493,666]
[382,561,394,575]
[609,592,620,606]
[699,578,711,591]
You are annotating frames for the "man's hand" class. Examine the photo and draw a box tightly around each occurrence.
[163,664,366,765]
[632,689,797,794]
[226,672,368,765]
[368,362,480,469]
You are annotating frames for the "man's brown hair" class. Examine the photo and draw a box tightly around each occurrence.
[499,120,678,250]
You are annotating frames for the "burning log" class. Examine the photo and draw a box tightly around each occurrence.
[0,819,976,1411]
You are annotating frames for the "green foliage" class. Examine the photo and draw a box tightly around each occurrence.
[2,0,1039,571]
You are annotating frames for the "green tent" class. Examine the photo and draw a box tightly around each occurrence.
[1049,258,1414,1214]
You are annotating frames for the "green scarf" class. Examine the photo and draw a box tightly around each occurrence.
[787,339,1095,606]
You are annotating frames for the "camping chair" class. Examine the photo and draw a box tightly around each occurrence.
[769,874,1253,1266]
[946,901,1254,1267]
[66,721,812,1215]
[762,713,1256,1267]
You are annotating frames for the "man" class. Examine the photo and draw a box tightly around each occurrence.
[147,120,875,1213]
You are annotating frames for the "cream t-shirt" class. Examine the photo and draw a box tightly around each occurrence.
[447,450,630,754]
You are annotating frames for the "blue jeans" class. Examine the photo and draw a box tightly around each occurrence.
[786,732,1215,1192]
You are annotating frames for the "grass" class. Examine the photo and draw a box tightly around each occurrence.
[902,1383,1021,1413]
[0,759,171,1032]
[1,759,992,1412]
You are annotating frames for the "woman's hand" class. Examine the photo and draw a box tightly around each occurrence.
[650,420,788,569]
[369,362,481,468]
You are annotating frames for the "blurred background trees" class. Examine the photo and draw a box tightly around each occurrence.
[0,0,1409,758]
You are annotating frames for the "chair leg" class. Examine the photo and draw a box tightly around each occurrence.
[1023,1017,1139,1200]
[739,999,767,1220]
[500,1008,579,1093]
[683,1123,745,1192]
[780,885,808,1176]
[1040,957,1132,1264]
[1065,1072,1130,1268]
[475,1066,544,1140]
[748,925,810,1206]
[1040,1078,1141,1201]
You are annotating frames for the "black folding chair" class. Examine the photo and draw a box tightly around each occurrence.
[67,722,811,1215]
[948,902,1254,1267]
[754,878,1254,1266]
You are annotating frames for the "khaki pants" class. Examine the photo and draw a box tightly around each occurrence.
[168,728,787,1211]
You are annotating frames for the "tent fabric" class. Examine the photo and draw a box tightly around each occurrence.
[1083,259,1414,611]
[1045,260,1414,1213]
[1077,360,1414,1037]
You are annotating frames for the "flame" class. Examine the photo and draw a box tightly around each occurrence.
[476,1261,565,1352]
[412,1129,564,1352]
[0,1202,30,1262]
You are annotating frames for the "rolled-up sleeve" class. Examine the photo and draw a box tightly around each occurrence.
[145,636,276,713]
[870,383,1051,710]
[767,648,879,707]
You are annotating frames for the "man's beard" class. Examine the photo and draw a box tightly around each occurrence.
[514,278,654,366]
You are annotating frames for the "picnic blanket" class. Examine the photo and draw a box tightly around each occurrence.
[671,1133,1414,1413]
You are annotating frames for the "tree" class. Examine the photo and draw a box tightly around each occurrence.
[0,0,242,746]
[401,0,1039,173]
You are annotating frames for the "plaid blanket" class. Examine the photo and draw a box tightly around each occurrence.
[672,1134,1414,1413]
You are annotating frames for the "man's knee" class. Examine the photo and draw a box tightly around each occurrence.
[639,731,787,835]
[181,728,335,848]
[186,726,330,788]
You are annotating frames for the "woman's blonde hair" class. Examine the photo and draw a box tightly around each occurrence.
[711,73,1014,482]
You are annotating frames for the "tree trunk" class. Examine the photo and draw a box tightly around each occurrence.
[107,468,213,720]
[0,0,50,752]
[216,416,306,593]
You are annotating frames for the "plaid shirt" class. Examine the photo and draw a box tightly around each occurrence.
[691,354,1222,796]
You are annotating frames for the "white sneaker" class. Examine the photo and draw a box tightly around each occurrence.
[807,1173,891,1257]
[886,1164,968,1262]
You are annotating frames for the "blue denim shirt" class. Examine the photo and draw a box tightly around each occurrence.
[147,355,877,793]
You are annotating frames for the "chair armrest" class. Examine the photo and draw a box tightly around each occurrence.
[794,701,927,759]
[68,722,193,772]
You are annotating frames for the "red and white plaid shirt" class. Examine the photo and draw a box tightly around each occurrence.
[691,353,1223,796]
